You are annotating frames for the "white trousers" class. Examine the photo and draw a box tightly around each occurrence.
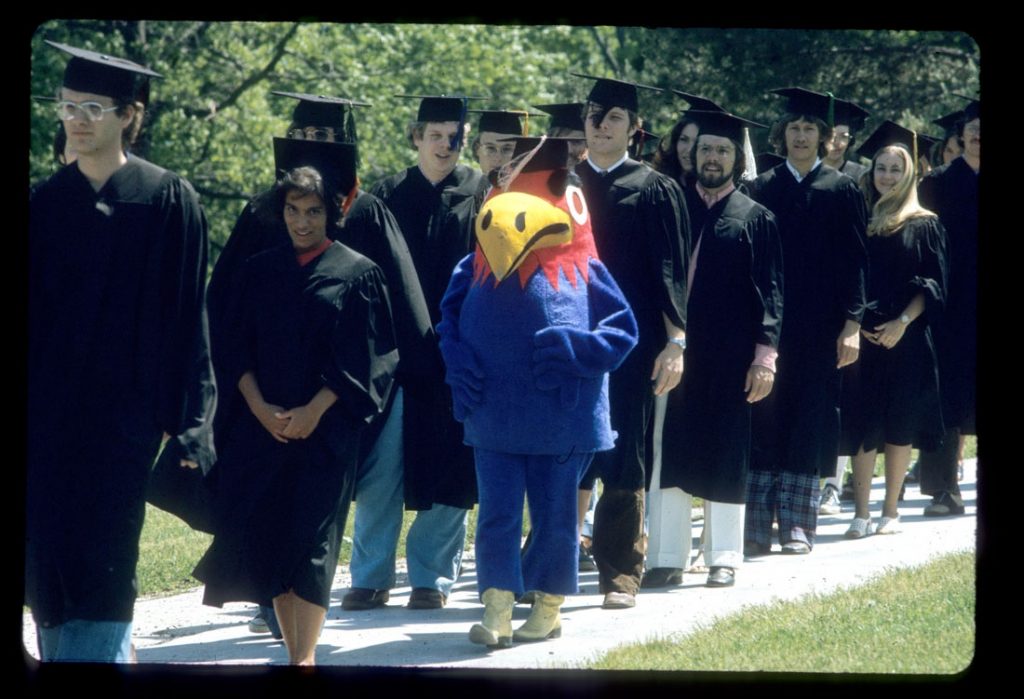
[647,394,744,570]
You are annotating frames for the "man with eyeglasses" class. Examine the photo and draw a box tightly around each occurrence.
[470,109,528,187]
[648,109,782,589]
[28,41,214,662]
[821,97,870,183]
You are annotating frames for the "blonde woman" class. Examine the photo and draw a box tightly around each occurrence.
[844,140,947,538]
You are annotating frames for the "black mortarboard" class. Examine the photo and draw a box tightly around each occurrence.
[47,40,161,105]
[669,89,726,113]
[470,110,532,136]
[397,94,485,150]
[572,72,663,113]
[961,98,980,123]
[533,103,585,132]
[932,109,964,134]
[689,109,766,143]
[271,91,370,143]
[273,137,358,197]
[856,120,923,161]
[630,128,662,161]
[915,132,942,154]
[756,152,786,173]
[501,136,573,173]
[769,87,837,126]
[831,97,870,133]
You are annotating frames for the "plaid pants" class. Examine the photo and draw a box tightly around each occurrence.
[744,470,821,548]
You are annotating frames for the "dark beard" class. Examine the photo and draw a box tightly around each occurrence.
[697,166,732,189]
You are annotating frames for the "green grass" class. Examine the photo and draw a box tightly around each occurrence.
[586,550,975,674]
[136,502,481,599]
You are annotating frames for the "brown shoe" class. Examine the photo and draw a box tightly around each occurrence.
[601,591,636,609]
[407,588,447,609]
[342,588,390,610]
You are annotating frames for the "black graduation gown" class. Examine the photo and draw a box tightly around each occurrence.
[840,216,947,453]
[577,159,690,491]
[918,156,977,434]
[661,188,783,503]
[208,189,435,462]
[27,156,214,625]
[840,159,868,184]
[370,164,482,510]
[747,162,868,477]
[193,242,397,609]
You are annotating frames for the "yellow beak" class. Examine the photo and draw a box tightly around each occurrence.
[475,192,573,282]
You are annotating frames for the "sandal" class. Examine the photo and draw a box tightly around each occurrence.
[875,515,902,534]
[845,517,875,539]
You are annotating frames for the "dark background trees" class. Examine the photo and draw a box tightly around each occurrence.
[29,21,979,263]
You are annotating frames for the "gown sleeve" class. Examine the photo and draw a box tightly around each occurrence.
[155,175,217,464]
[323,265,399,425]
[640,174,690,332]
[749,208,784,349]
[836,180,870,324]
[907,216,948,329]
[437,253,485,421]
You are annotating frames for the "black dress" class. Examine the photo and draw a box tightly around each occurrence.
[27,156,214,626]
[576,159,690,491]
[193,242,397,609]
[747,163,868,477]
[660,188,783,503]
[840,216,947,453]
[370,164,482,510]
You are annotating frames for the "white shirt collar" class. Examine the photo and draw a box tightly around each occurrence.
[785,157,821,183]
[586,152,630,175]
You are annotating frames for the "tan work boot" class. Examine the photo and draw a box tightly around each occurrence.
[513,591,564,642]
[469,588,514,649]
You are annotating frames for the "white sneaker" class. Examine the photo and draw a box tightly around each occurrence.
[845,517,875,539]
[875,515,902,534]
[819,484,842,515]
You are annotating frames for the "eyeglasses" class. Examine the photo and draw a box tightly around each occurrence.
[287,127,336,142]
[57,100,119,122]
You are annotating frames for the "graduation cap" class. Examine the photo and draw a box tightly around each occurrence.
[855,120,924,162]
[501,136,575,173]
[916,132,942,155]
[533,103,585,132]
[397,94,485,150]
[630,127,662,161]
[756,152,786,173]
[932,108,965,134]
[271,91,370,143]
[960,97,980,123]
[273,136,358,199]
[47,40,161,105]
[572,72,663,113]
[470,109,536,136]
[831,97,870,133]
[688,109,766,143]
[768,87,838,126]
[668,89,726,113]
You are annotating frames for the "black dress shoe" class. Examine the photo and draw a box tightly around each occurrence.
[407,588,447,609]
[743,542,770,557]
[640,567,683,589]
[342,588,390,610]
[706,567,735,587]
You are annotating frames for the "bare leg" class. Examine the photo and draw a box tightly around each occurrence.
[577,489,592,538]
[851,448,877,520]
[274,590,326,665]
[882,444,912,519]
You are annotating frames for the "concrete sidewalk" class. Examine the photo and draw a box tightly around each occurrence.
[22,460,978,670]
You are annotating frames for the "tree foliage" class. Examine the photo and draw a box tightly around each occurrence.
[30,21,979,261]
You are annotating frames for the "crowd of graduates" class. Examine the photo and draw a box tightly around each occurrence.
[27,36,978,665]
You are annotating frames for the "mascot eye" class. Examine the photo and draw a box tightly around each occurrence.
[515,211,526,232]
[481,209,492,230]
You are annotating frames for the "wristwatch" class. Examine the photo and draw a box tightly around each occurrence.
[899,314,910,324]
[669,337,686,351]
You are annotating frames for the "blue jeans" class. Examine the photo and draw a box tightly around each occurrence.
[350,388,468,596]
[36,619,133,663]
[350,388,405,590]
[475,449,592,596]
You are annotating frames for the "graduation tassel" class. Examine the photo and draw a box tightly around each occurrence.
[341,176,360,218]
[742,126,758,182]
[825,91,835,128]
